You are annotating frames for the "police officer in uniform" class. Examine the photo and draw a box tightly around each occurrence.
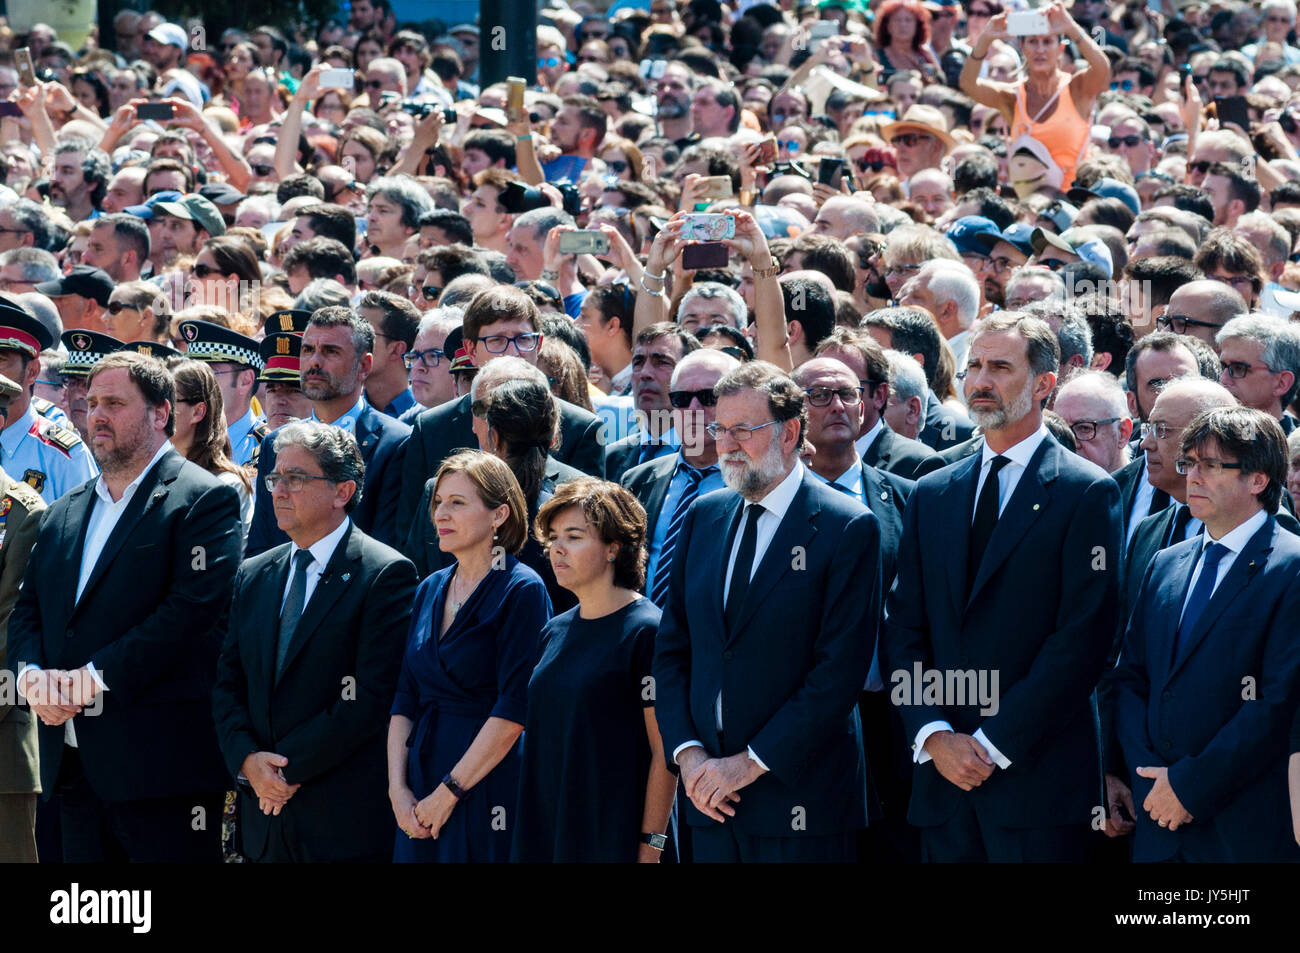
[176,319,267,467]
[258,310,314,431]
[120,340,184,363]
[0,370,47,863]
[58,330,124,443]
[0,298,97,503]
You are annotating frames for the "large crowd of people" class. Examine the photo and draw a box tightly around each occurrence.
[1,0,1300,864]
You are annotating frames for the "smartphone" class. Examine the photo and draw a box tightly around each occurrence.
[15,48,36,88]
[809,20,838,51]
[682,242,729,270]
[506,76,527,119]
[680,213,736,242]
[1006,10,1050,36]
[639,58,668,80]
[319,68,354,90]
[756,135,778,165]
[696,176,734,200]
[818,156,845,188]
[136,102,174,121]
[1214,96,1250,132]
[0,102,21,118]
[558,230,611,255]
[1179,64,1192,88]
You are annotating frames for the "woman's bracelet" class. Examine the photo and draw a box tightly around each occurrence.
[639,275,665,297]
[441,773,466,799]
[642,269,666,283]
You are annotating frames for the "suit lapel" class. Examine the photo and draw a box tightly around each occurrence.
[1169,521,1274,679]
[730,475,819,642]
[643,457,677,530]
[275,523,361,685]
[941,453,981,618]
[863,424,890,470]
[74,452,177,611]
[967,440,1055,608]
[1148,544,1198,691]
[354,405,381,464]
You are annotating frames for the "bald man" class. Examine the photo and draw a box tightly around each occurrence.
[1054,370,1134,473]
[1163,280,1249,352]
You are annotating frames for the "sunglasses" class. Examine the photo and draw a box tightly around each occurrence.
[365,80,387,90]
[857,158,891,172]
[325,180,358,200]
[538,56,562,69]
[1109,79,1135,92]
[1188,160,1212,175]
[669,389,718,408]
[777,139,801,151]
[605,159,628,173]
[251,164,275,176]
[892,133,933,148]
[107,301,141,314]
[1107,135,1146,149]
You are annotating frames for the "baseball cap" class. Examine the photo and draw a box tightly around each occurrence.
[1030,228,1114,273]
[975,222,1036,258]
[123,190,183,219]
[152,194,227,237]
[1067,177,1141,216]
[945,216,1002,257]
[147,23,189,52]
[199,182,247,207]
[34,267,115,308]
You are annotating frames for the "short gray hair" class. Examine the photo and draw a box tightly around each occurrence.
[670,347,740,388]
[295,278,353,313]
[883,348,926,404]
[677,282,747,329]
[417,306,464,338]
[1217,314,1300,406]
[513,206,576,242]
[1055,368,1128,417]
[367,175,436,230]
[917,260,980,331]
[0,247,60,283]
[273,420,367,513]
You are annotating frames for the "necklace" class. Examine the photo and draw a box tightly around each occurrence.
[448,563,487,615]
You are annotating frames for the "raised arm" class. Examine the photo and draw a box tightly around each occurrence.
[1051,2,1111,103]
[960,15,1019,118]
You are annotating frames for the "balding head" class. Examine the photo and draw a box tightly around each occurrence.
[1166,279,1249,350]
[1054,369,1133,472]
[813,196,879,240]
[1142,375,1238,497]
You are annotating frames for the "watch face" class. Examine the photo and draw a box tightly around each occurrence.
[646,833,667,849]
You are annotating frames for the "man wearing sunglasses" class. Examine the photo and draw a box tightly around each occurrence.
[1105,114,1158,176]
[1216,316,1300,435]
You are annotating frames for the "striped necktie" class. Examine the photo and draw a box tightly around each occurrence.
[649,463,716,608]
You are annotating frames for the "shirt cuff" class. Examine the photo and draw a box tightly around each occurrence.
[672,741,704,765]
[913,720,953,765]
[746,746,769,772]
[14,664,40,702]
[973,728,1011,769]
[85,662,108,692]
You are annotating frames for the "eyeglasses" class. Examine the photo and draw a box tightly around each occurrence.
[538,56,562,69]
[1223,360,1273,379]
[265,471,334,492]
[1139,420,1178,440]
[605,159,628,173]
[471,398,489,418]
[1157,314,1222,333]
[411,284,441,300]
[475,332,542,354]
[1175,456,1244,475]
[969,7,993,16]
[515,280,562,303]
[1210,274,1256,292]
[886,263,921,279]
[1107,134,1146,148]
[251,164,275,176]
[891,133,934,149]
[1037,258,1067,271]
[107,301,141,314]
[1068,417,1122,442]
[705,420,781,441]
[857,158,891,172]
[403,347,446,369]
[1109,80,1136,92]
[986,255,1019,274]
[325,179,358,200]
[36,378,66,389]
[365,80,387,90]
[669,389,718,408]
[1188,160,1212,175]
[804,385,864,407]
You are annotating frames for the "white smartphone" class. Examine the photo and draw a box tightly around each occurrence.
[1006,10,1050,36]
[808,20,838,51]
[319,68,354,90]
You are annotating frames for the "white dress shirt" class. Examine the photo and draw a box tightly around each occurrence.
[18,440,175,746]
[672,461,806,770]
[282,517,352,613]
[854,417,885,459]
[1179,509,1268,624]
[912,424,1051,770]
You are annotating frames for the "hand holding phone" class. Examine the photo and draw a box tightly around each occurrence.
[136,102,174,121]
[15,49,36,88]
[319,68,354,90]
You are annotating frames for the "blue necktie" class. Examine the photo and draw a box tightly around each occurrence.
[1175,542,1228,657]
[276,550,315,679]
[650,464,716,608]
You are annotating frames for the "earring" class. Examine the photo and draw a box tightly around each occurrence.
[608,554,615,562]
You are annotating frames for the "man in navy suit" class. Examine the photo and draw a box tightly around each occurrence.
[653,361,880,862]
[882,312,1122,862]
[247,307,410,557]
[1112,407,1300,861]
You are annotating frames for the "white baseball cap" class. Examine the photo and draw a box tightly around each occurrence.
[147,23,189,52]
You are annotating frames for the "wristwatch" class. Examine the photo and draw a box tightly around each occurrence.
[441,773,467,799]
[752,258,780,280]
[641,832,667,850]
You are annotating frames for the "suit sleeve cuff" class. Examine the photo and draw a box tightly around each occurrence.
[973,728,1011,769]
[746,746,769,772]
[913,720,953,764]
[85,662,108,692]
[14,664,40,701]
[672,741,704,765]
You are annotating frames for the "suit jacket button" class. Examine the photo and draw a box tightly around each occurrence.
[1163,739,1173,750]
[1161,690,1172,701]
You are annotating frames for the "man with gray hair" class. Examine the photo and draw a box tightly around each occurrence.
[247,306,412,557]
[213,420,418,863]
[294,279,354,313]
[882,349,928,441]
[653,360,880,862]
[507,206,576,285]
[50,138,110,224]
[1233,212,1293,318]
[404,307,463,421]
[0,201,56,254]
[899,261,981,370]
[677,282,747,333]
[365,176,436,258]
[0,249,61,294]
[1216,314,1300,433]
[1053,369,1134,473]
[812,196,880,241]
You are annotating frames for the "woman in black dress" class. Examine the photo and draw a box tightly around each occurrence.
[512,478,676,862]
[388,451,552,862]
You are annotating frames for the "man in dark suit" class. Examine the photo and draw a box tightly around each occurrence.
[815,326,944,481]
[620,349,736,606]
[1112,407,1300,861]
[882,313,1122,862]
[9,352,243,861]
[604,324,701,483]
[653,361,880,862]
[792,355,918,862]
[0,372,47,863]
[247,306,410,557]
[398,286,604,530]
[213,422,417,863]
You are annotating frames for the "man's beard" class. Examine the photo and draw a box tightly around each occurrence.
[985,278,1004,306]
[300,368,347,402]
[657,96,689,120]
[864,273,891,299]
[91,412,153,475]
[967,376,1034,431]
[719,433,787,500]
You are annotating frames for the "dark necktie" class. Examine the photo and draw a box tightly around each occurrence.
[968,455,1011,590]
[1166,503,1193,547]
[723,503,764,634]
[1174,542,1228,657]
[276,550,315,679]
[650,463,717,608]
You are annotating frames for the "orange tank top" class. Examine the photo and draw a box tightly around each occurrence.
[1011,73,1091,191]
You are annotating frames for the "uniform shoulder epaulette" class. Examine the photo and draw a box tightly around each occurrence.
[252,420,269,441]
[29,416,82,456]
[5,477,45,512]
[32,395,57,416]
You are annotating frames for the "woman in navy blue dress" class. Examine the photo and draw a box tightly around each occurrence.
[512,478,676,862]
[388,451,552,862]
